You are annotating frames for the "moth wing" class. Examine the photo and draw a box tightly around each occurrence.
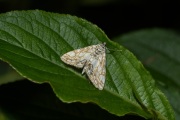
[86,52,106,90]
[61,45,96,68]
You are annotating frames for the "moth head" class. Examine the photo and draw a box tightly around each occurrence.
[101,42,106,49]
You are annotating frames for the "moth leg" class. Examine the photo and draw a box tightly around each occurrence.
[82,61,93,75]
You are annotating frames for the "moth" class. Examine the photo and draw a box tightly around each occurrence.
[60,43,106,90]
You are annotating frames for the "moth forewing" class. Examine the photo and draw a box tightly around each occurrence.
[60,43,106,90]
[85,51,106,90]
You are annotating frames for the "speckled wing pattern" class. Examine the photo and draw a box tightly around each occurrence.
[60,43,106,90]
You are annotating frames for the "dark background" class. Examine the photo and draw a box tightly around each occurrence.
[1,0,180,39]
[0,0,179,119]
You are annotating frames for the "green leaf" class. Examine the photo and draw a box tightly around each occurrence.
[0,10,175,120]
[113,29,179,119]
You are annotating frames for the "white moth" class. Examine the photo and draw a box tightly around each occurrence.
[60,43,106,90]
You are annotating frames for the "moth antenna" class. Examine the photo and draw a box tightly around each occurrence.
[106,47,122,52]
